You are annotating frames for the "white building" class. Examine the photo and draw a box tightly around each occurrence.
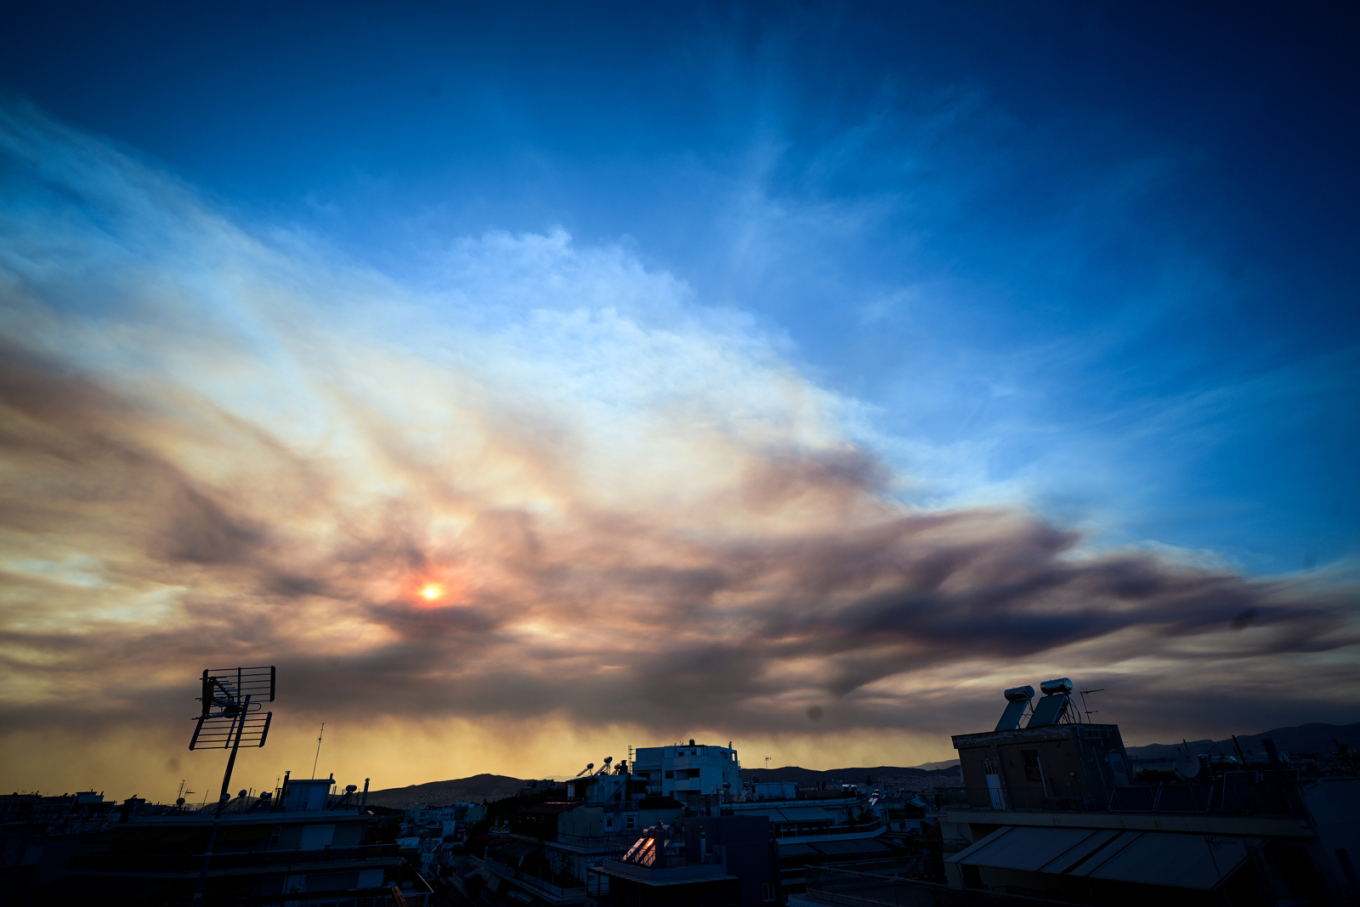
[632,740,743,803]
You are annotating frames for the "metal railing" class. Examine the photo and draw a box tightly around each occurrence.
[776,818,886,839]
[67,844,400,874]
[553,832,640,850]
[806,866,1085,907]
[952,786,1098,812]
[483,856,587,900]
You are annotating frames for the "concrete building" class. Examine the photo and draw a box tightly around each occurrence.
[589,816,784,907]
[459,765,688,907]
[2,775,431,905]
[953,721,1131,811]
[936,677,1359,906]
[633,741,744,804]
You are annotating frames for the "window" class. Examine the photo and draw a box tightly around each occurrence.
[665,770,674,779]
[761,881,776,902]
[606,815,614,829]
[689,768,702,779]
[1022,750,1043,783]
[268,826,281,846]
[982,758,998,775]
[626,815,635,829]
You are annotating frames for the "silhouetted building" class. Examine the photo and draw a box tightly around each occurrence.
[934,677,1359,906]
[589,816,783,907]
[3,776,431,905]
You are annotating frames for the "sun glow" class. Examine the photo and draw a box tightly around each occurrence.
[421,584,443,601]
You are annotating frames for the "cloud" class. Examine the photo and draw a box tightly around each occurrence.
[0,102,1357,795]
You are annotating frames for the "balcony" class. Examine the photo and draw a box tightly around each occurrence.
[483,855,588,904]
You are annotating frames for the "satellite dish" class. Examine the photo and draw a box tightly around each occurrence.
[1172,753,1202,781]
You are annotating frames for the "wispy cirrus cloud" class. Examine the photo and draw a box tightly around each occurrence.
[0,102,1356,797]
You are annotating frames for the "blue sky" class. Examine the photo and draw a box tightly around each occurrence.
[1,2,1357,794]
[5,1,1355,573]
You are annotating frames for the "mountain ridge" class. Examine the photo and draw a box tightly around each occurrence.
[1123,721,1360,761]
[363,722,1359,808]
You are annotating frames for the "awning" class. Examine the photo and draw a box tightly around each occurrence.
[948,826,1257,891]
[780,807,835,822]
[1068,831,1257,890]
[813,839,893,856]
[737,809,788,822]
[948,826,1105,873]
[1037,829,1122,875]
[777,843,818,857]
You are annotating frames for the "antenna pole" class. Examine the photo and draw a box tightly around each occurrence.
[192,694,251,901]
[1078,689,1105,723]
[312,723,325,778]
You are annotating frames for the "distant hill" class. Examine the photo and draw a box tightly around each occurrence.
[370,725,1354,808]
[364,761,965,809]
[365,773,551,809]
[739,764,962,785]
[1124,722,1360,761]
[362,725,1357,808]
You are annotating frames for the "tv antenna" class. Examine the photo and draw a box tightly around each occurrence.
[1078,688,1105,723]
[312,723,325,778]
[189,666,275,902]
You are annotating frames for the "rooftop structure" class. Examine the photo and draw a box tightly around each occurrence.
[0,665,434,906]
[588,816,783,907]
[933,676,1360,906]
[633,740,744,805]
[7,772,430,906]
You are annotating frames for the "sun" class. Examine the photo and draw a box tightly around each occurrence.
[420,584,443,601]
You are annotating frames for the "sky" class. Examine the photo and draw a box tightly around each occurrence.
[0,1,1357,802]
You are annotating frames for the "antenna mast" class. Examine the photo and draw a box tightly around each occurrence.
[312,723,325,778]
[1078,688,1105,723]
[189,665,275,902]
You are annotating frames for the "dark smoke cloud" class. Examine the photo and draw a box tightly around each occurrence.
[1,343,1355,751]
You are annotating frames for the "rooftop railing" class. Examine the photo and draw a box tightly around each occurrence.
[947,779,1299,815]
[67,843,400,874]
[806,865,1086,907]
[775,817,886,838]
[483,855,587,901]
